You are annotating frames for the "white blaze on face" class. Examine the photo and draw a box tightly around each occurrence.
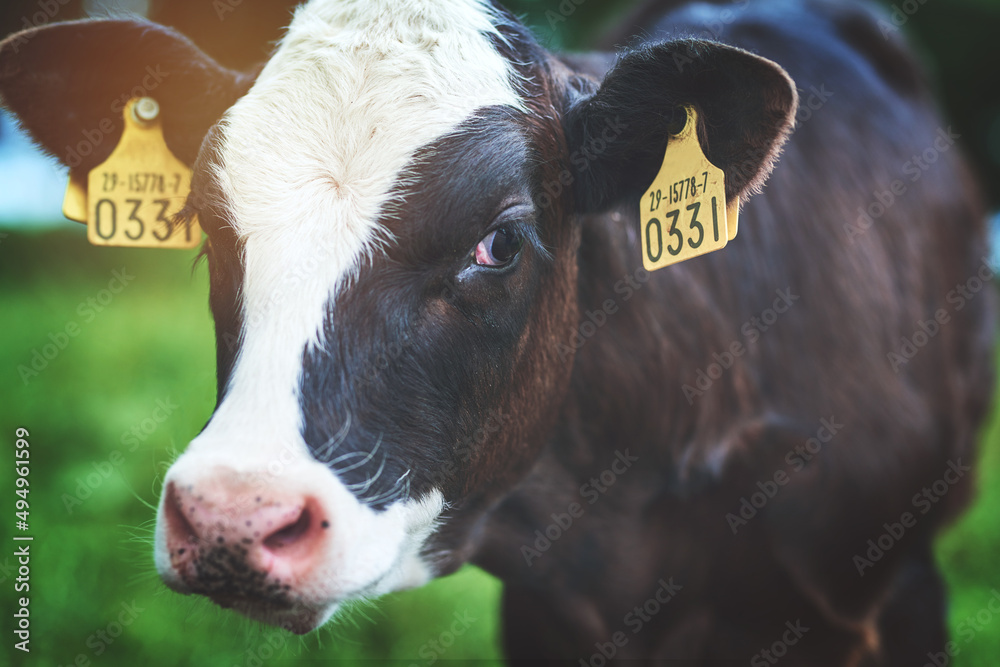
[156,0,525,624]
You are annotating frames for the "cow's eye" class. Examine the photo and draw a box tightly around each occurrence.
[475,227,523,267]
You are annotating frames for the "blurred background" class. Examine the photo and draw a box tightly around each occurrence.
[1,0,999,665]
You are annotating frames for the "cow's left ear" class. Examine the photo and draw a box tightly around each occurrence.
[563,39,798,214]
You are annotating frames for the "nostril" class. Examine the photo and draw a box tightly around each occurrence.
[164,482,198,545]
[263,507,312,551]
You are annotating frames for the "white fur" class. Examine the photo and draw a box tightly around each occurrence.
[156,0,523,627]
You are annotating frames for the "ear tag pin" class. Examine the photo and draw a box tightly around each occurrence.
[62,97,201,249]
[639,106,740,271]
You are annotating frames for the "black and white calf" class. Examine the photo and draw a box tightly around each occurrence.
[1,0,993,663]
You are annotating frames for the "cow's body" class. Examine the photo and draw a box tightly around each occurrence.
[0,0,993,664]
[477,3,995,662]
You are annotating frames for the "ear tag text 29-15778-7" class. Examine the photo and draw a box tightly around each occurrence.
[62,97,202,249]
[640,106,739,271]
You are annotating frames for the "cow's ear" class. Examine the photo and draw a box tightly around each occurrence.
[563,40,798,214]
[0,19,254,171]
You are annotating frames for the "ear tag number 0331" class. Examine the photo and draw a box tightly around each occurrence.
[62,97,201,249]
[640,106,739,271]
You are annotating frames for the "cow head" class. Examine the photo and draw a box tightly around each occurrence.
[0,0,795,634]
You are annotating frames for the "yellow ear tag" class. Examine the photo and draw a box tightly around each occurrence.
[73,98,201,249]
[640,106,739,270]
[62,171,88,223]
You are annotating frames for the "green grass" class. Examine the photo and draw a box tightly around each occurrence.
[2,228,999,666]
[938,389,1000,664]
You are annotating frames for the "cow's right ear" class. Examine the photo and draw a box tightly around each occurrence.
[0,19,254,171]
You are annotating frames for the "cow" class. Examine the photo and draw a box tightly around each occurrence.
[0,0,993,663]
